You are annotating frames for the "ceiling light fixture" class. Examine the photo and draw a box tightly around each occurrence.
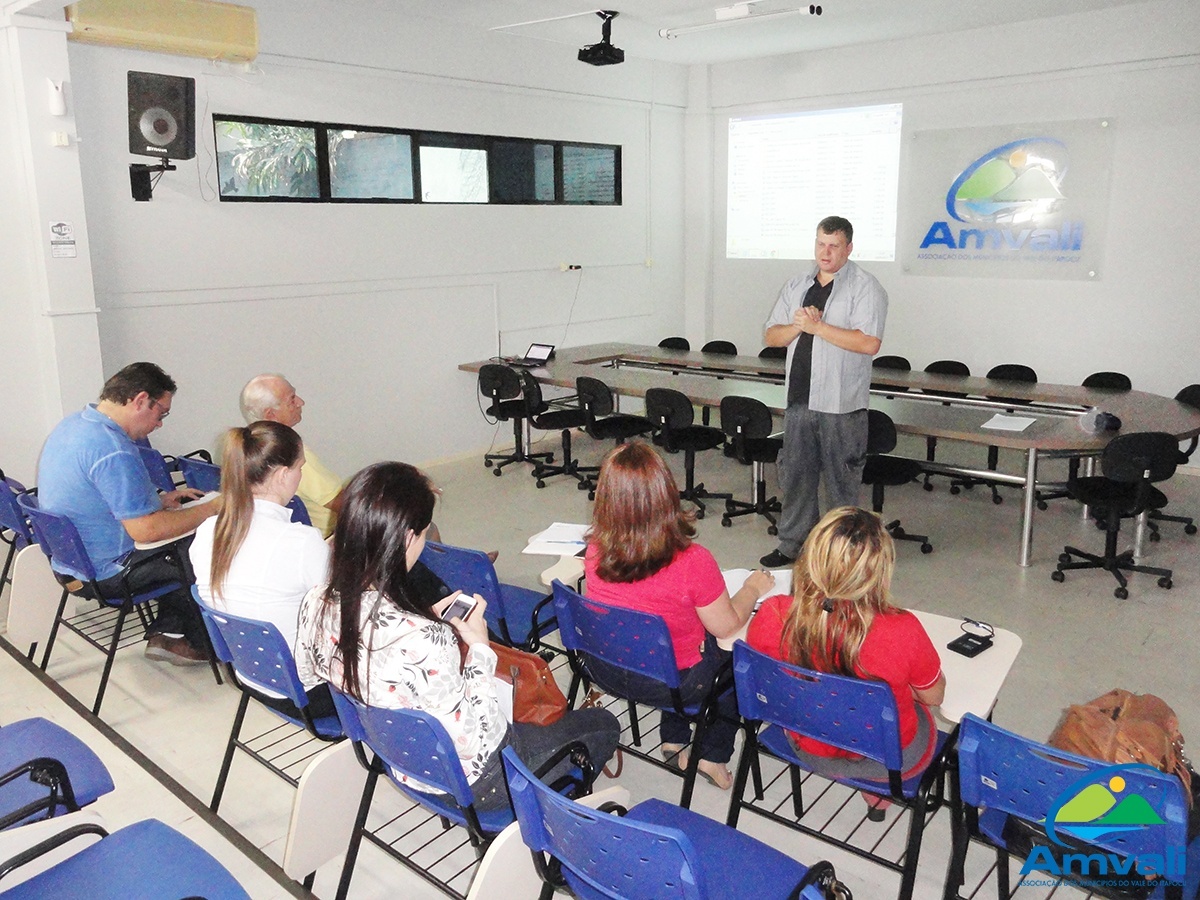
[579,10,624,65]
[659,4,821,39]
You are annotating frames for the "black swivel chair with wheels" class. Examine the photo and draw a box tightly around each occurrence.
[719,395,783,534]
[644,387,731,519]
[1146,383,1200,538]
[950,363,1038,504]
[700,340,737,356]
[658,336,690,351]
[919,359,971,491]
[758,346,786,361]
[1051,431,1177,599]
[863,410,932,554]
[871,355,911,393]
[478,363,551,477]
[1036,370,1133,510]
[575,376,654,499]
[519,370,593,489]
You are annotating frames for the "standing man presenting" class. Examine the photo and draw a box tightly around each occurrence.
[37,362,218,664]
[759,216,887,568]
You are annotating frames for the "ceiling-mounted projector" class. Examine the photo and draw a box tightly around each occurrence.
[578,10,624,65]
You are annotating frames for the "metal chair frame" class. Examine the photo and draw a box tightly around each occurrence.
[718,395,783,534]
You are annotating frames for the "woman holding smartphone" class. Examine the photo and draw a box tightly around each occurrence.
[296,461,618,811]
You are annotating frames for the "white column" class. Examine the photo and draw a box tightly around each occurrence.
[681,63,713,345]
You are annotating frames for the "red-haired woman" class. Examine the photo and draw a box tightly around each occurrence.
[583,441,775,789]
[747,506,945,818]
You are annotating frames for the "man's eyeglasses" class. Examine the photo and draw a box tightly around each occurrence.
[149,398,171,420]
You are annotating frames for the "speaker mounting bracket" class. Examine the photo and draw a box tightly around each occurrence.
[129,160,177,201]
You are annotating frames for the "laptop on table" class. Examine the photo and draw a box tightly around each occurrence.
[507,342,555,368]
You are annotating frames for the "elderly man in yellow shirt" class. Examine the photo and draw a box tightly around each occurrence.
[239,374,344,536]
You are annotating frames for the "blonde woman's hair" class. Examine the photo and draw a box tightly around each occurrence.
[780,506,898,677]
[210,421,304,599]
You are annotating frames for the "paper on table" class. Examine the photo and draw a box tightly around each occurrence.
[981,413,1037,432]
[723,567,793,610]
[523,522,589,556]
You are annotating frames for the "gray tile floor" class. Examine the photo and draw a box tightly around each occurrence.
[7,427,1199,899]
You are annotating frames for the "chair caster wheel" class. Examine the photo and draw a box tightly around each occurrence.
[1037,501,1048,511]
[892,526,906,538]
[1149,531,1161,542]
[547,454,554,463]
[721,517,732,528]
[1051,570,1065,583]
[920,543,933,554]
[949,486,960,495]
[588,491,595,501]
[992,494,1004,505]
[1115,586,1129,599]
[923,482,933,492]
[578,481,590,491]
[536,480,546,489]
[1058,552,1071,564]
[493,468,503,477]
[484,460,493,468]
[696,508,705,520]
[768,525,778,536]
[1158,577,1172,589]
[1187,524,1198,535]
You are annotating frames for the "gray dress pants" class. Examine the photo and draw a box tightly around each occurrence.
[775,403,868,558]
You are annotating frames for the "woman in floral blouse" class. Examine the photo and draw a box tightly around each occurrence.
[297,461,618,811]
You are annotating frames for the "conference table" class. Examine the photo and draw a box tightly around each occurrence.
[461,343,1200,566]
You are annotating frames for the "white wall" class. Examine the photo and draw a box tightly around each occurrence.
[65,0,689,475]
[703,0,1200,396]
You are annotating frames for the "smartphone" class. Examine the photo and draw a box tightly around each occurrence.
[439,593,478,623]
[947,633,993,658]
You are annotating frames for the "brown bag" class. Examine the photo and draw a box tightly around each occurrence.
[490,642,567,726]
[1048,689,1192,805]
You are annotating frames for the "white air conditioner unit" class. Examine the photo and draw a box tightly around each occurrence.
[66,0,258,63]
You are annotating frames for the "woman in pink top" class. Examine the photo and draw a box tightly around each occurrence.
[584,442,775,789]
[747,506,946,818]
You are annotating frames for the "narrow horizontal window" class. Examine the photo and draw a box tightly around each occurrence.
[329,130,414,200]
[562,144,619,205]
[215,120,319,199]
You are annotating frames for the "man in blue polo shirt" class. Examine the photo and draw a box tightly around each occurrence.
[38,362,220,665]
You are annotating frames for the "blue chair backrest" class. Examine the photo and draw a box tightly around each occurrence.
[285,495,312,526]
[328,687,476,809]
[419,541,504,631]
[551,580,681,689]
[137,445,178,494]
[16,492,96,581]
[190,588,310,708]
[957,713,1188,862]
[0,476,33,548]
[732,640,904,771]
[502,747,707,899]
[177,456,222,493]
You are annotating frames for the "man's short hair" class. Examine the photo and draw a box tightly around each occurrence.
[817,216,853,244]
[240,373,288,423]
[98,362,176,404]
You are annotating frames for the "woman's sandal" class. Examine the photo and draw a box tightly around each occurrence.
[676,751,733,790]
[659,743,685,767]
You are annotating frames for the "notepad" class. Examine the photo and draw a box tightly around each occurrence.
[981,414,1037,432]
[722,567,793,610]
[523,522,588,556]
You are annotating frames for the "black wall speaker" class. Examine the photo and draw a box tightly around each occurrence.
[127,71,195,161]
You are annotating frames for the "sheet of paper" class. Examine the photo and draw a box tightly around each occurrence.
[981,413,1037,432]
[523,522,588,556]
[723,567,793,609]
[493,676,514,723]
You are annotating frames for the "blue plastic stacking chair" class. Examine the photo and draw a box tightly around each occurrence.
[552,579,733,810]
[0,472,33,594]
[0,717,114,832]
[502,746,839,900]
[285,494,312,526]
[135,445,178,494]
[728,640,952,900]
[176,455,222,492]
[16,492,191,716]
[0,818,250,899]
[419,541,556,650]
[944,713,1200,900]
[192,589,342,815]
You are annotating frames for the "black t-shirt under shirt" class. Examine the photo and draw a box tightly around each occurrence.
[787,277,835,406]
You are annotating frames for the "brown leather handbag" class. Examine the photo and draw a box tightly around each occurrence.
[1048,689,1192,805]
[490,642,567,726]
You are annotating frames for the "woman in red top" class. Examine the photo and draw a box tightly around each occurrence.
[584,441,775,789]
[746,506,945,817]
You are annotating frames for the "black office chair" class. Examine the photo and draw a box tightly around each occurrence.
[871,354,911,393]
[950,363,1038,504]
[758,346,786,361]
[644,387,731,519]
[919,359,971,491]
[1051,431,1177,599]
[575,376,654,499]
[1036,370,1132,510]
[1146,384,1200,539]
[519,370,594,489]
[719,396,783,534]
[863,410,932,553]
[478,363,551,477]
[700,340,737,356]
[657,336,690,351]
